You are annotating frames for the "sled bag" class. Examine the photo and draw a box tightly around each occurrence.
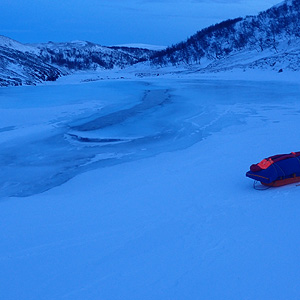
[246,152,300,184]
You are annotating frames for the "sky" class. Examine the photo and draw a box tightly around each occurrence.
[1,0,281,47]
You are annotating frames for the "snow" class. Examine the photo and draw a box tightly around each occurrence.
[1,71,300,299]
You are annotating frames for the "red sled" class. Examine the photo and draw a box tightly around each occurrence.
[262,175,300,187]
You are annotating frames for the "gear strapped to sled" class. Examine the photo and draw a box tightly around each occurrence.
[246,151,300,187]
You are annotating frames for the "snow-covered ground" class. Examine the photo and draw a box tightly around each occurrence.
[1,72,300,299]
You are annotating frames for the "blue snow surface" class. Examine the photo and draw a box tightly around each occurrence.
[1,76,300,300]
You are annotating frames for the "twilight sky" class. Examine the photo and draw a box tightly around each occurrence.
[1,0,280,46]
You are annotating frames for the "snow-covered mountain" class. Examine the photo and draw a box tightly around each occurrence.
[0,37,156,86]
[35,41,156,71]
[150,0,300,72]
[1,0,300,86]
[0,36,62,87]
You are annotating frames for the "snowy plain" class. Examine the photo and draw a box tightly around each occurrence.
[0,70,300,300]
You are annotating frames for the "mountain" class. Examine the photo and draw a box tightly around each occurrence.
[0,37,156,86]
[35,41,156,71]
[150,0,300,72]
[0,36,62,87]
[1,0,300,86]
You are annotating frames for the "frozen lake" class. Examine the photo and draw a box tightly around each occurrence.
[0,78,299,198]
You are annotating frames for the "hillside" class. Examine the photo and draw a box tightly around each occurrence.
[150,0,300,72]
[0,37,156,86]
[35,41,156,71]
[0,36,61,87]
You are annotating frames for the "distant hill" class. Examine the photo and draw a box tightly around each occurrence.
[35,41,156,71]
[0,38,156,86]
